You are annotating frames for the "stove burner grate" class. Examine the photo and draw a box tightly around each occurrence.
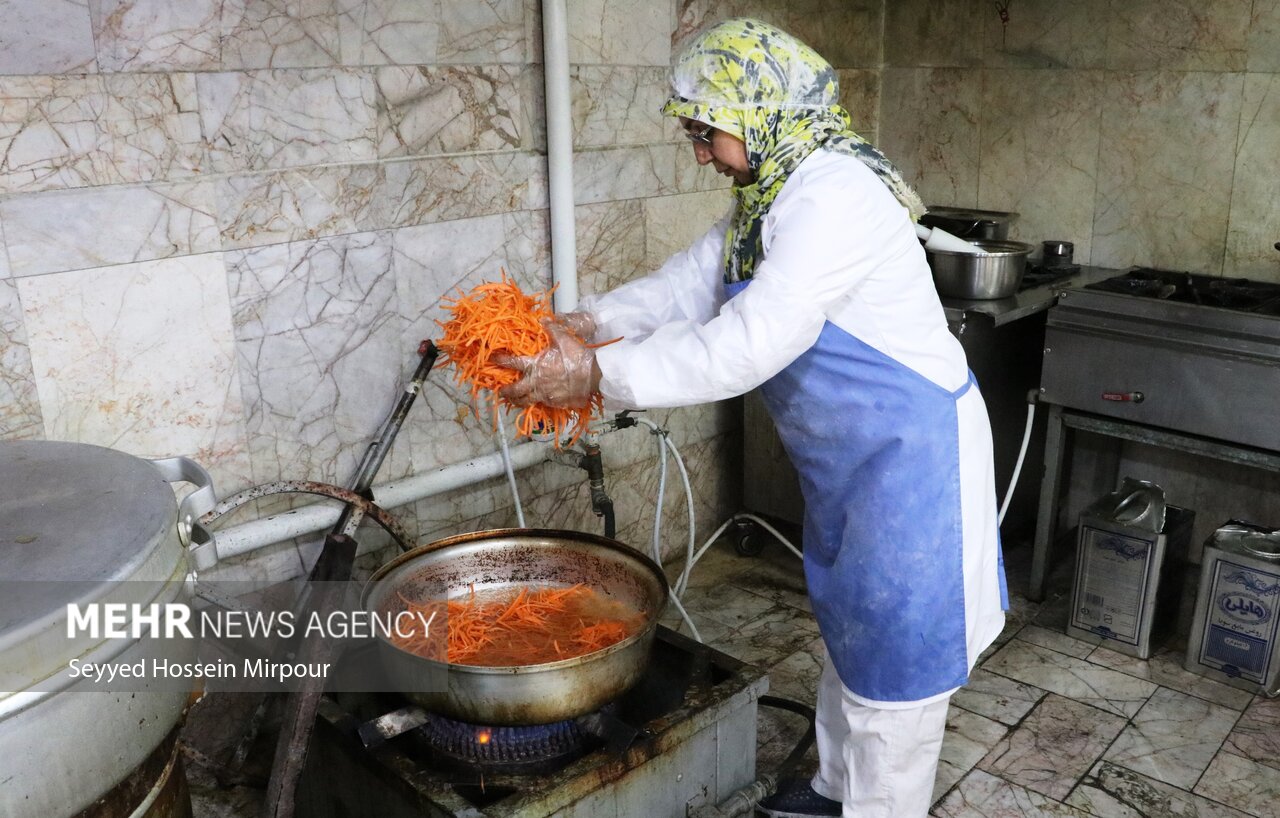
[1086,268,1280,313]
[411,709,605,774]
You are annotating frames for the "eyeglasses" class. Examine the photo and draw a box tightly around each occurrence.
[683,124,713,146]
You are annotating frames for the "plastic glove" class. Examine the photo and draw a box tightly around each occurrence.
[497,320,600,408]
[556,311,596,340]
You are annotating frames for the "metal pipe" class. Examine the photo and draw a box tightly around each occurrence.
[210,442,551,560]
[542,0,578,312]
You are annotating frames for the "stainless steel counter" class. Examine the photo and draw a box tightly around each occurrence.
[942,266,1123,327]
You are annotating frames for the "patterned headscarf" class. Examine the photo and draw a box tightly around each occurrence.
[662,18,925,283]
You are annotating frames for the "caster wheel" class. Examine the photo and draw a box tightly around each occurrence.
[733,521,766,556]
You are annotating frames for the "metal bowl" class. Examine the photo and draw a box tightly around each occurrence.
[362,528,669,725]
[926,239,1032,300]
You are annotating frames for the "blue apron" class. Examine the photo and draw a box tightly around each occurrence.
[727,279,1003,703]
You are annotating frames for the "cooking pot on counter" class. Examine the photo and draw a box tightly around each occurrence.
[920,207,1019,241]
[362,528,669,726]
[0,440,216,818]
[926,239,1033,300]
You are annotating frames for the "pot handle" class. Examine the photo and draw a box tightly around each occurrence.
[148,456,220,569]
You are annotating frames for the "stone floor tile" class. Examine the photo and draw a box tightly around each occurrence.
[931,768,1094,817]
[951,666,1047,726]
[977,693,1127,801]
[983,640,1157,718]
[1193,750,1280,818]
[1103,687,1241,789]
[1222,694,1280,772]
[1086,645,1255,710]
[1067,760,1254,818]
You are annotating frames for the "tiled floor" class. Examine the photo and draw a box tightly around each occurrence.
[661,536,1280,818]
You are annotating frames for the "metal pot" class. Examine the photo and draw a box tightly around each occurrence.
[362,528,668,725]
[920,207,1019,241]
[0,440,215,818]
[926,239,1033,300]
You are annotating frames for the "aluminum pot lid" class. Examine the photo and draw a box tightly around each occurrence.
[0,440,185,690]
[922,206,1020,222]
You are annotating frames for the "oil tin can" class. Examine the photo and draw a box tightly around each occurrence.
[1184,521,1280,696]
[1067,479,1194,658]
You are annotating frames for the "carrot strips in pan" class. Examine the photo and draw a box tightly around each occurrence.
[392,584,642,666]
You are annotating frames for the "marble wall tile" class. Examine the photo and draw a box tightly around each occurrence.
[1225,74,1280,281]
[0,0,97,75]
[215,152,545,250]
[982,640,1157,718]
[376,65,525,159]
[978,693,1127,800]
[977,70,1102,261]
[836,69,880,140]
[1251,0,1280,72]
[220,0,343,70]
[340,0,439,65]
[0,219,8,277]
[1,181,219,277]
[227,231,412,487]
[15,254,251,489]
[1104,687,1240,789]
[575,199,647,299]
[1068,761,1254,818]
[1105,0,1250,72]
[0,279,43,440]
[933,768,1094,817]
[784,0,881,68]
[1092,72,1244,273]
[878,68,982,208]
[641,189,730,269]
[981,0,1109,69]
[571,66,670,149]
[1224,695,1280,772]
[573,144,678,206]
[951,666,1046,726]
[89,0,223,71]
[0,74,205,195]
[1085,645,1255,711]
[437,0,527,64]
[567,0,672,66]
[197,69,378,174]
[883,0,983,68]
[343,0,526,65]
[1194,750,1280,817]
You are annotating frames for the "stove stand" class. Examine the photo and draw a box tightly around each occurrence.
[296,627,768,818]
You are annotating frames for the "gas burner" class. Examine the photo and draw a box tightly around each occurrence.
[1086,268,1280,313]
[411,709,606,774]
[1020,264,1079,290]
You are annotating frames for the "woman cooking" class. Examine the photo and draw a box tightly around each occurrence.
[499,18,1008,818]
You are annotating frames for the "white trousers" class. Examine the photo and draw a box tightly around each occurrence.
[809,656,950,818]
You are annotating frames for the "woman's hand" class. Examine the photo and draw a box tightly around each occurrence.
[497,320,601,408]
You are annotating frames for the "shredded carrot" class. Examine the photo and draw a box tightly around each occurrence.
[435,271,619,447]
[391,584,643,667]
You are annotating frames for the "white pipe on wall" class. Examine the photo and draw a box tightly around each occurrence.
[210,442,551,560]
[542,0,579,312]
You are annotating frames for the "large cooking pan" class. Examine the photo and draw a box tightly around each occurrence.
[362,528,669,725]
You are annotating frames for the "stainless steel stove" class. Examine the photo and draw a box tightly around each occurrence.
[294,627,767,818]
[1040,268,1280,452]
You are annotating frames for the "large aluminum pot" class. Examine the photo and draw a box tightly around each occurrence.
[920,206,1019,240]
[926,239,1033,300]
[0,441,215,818]
[363,528,668,725]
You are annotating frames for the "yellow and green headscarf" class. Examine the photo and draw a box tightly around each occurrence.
[662,18,925,283]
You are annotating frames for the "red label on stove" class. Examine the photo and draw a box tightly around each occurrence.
[1102,392,1144,403]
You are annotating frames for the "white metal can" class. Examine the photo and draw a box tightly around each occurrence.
[1184,521,1280,696]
